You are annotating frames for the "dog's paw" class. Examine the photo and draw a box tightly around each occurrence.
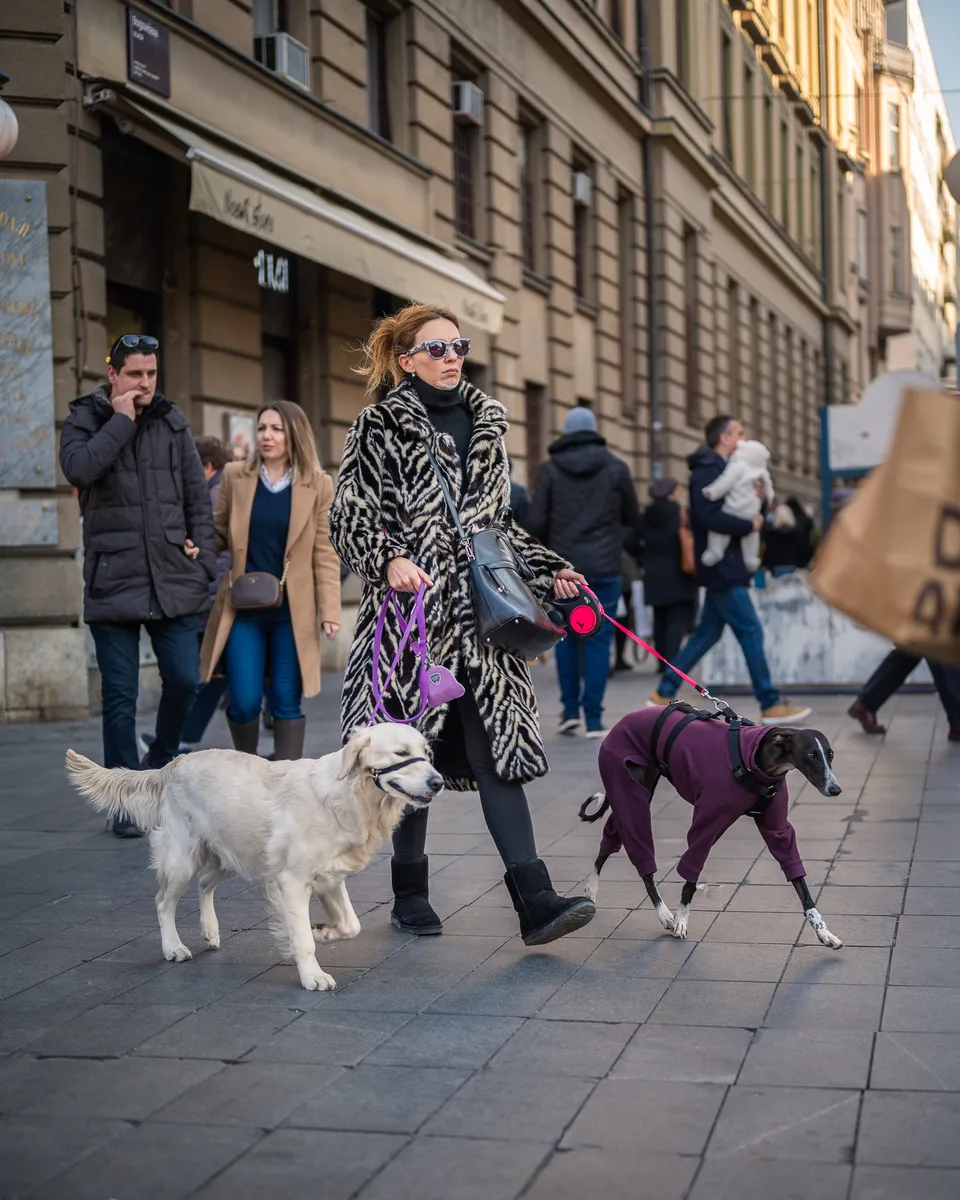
[312,922,359,944]
[203,932,221,950]
[671,904,690,940]
[164,943,193,963]
[654,901,675,932]
[298,961,337,991]
[805,907,843,950]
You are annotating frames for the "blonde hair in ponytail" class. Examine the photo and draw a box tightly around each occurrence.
[354,303,460,395]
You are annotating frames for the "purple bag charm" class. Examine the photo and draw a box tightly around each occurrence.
[367,585,465,726]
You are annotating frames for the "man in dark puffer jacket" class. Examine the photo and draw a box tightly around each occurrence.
[60,335,216,836]
[527,405,640,738]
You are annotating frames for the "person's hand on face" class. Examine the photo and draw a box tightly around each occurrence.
[108,353,158,416]
[397,317,467,392]
[110,390,139,420]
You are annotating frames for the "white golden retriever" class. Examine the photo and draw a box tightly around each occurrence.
[65,725,443,990]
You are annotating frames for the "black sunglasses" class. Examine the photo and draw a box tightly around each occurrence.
[403,337,471,360]
[107,334,159,364]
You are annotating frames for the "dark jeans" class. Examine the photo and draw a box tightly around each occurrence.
[89,616,202,770]
[556,574,621,729]
[653,602,696,673]
[392,682,537,870]
[225,607,303,725]
[657,586,780,711]
[860,650,960,725]
[180,676,229,745]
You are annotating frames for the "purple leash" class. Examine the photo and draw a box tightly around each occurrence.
[367,585,464,726]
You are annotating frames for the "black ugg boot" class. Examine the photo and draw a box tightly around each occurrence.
[272,717,305,761]
[504,859,596,946]
[391,857,443,935]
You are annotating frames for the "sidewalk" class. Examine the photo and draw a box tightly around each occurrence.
[1,666,958,1199]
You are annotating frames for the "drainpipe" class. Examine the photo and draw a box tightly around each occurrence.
[818,0,833,523]
[637,0,663,478]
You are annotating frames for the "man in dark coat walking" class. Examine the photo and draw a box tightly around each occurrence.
[527,405,640,737]
[60,335,216,835]
[649,415,809,725]
[636,477,698,671]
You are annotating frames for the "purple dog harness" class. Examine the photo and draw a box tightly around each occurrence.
[367,585,464,726]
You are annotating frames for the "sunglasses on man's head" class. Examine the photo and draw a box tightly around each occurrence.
[106,334,159,364]
[403,337,471,360]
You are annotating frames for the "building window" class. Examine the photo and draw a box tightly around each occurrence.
[764,97,774,210]
[837,182,846,293]
[811,157,822,268]
[721,33,733,163]
[572,157,593,301]
[785,327,794,468]
[780,120,790,231]
[676,0,688,87]
[857,209,868,281]
[366,9,392,141]
[888,103,901,172]
[524,382,545,486]
[747,295,760,434]
[618,191,637,414]
[452,57,483,241]
[744,67,755,190]
[609,0,624,40]
[855,83,864,153]
[891,226,903,293]
[768,312,778,460]
[683,225,700,424]
[728,278,739,406]
[518,113,542,274]
[796,144,804,249]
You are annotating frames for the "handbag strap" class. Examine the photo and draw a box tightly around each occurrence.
[422,442,475,563]
[367,585,431,726]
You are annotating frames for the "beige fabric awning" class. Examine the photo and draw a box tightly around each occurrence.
[129,106,505,334]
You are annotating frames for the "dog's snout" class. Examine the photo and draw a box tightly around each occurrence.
[827,784,842,797]
[426,772,444,794]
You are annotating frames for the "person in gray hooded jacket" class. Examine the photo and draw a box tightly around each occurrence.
[526,405,640,737]
[60,334,215,836]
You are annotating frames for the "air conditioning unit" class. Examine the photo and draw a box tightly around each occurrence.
[573,170,592,207]
[452,80,484,126]
[254,32,311,91]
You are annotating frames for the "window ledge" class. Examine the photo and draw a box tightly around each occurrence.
[523,268,553,296]
[455,233,495,266]
[576,297,600,319]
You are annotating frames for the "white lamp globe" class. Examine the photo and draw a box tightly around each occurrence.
[0,72,18,160]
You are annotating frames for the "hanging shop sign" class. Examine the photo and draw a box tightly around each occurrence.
[127,8,171,98]
[254,248,290,293]
[0,180,57,505]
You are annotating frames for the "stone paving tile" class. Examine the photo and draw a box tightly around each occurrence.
[523,1148,698,1200]
[889,946,960,986]
[486,1018,636,1078]
[194,1128,406,1200]
[858,1092,960,1166]
[782,944,891,985]
[648,980,776,1027]
[355,1135,547,1200]
[612,1025,753,1084]
[422,1069,595,1141]
[364,1012,523,1069]
[562,1077,727,1154]
[677,942,792,982]
[0,1115,130,1197]
[738,1029,874,1089]
[705,1085,860,1162]
[132,1000,302,1060]
[850,1165,960,1199]
[284,1064,468,1133]
[23,1002,197,1058]
[765,983,886,1030]
[689,1158,852,1200]
[881,986,960,1032]
[32,1122,261,1200]
[870,1031,960,1091]
[895,915,960,948]
[152,1061,345,1128]
[243,1008,412,1065]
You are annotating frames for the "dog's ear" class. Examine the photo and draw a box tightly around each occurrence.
[763,728,796,761]
[338,728,372,780]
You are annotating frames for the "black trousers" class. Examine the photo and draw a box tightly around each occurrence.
[860,649,960,725]
[392,682,538,870]
[653,603,696,674]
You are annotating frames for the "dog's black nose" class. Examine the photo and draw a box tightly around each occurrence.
[828,784,842,797]
[427,773,443,794]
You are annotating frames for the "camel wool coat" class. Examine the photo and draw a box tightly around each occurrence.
[328,379,568,791]
[200,462,341,696]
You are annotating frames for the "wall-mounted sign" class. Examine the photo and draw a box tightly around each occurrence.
[127,8,171,98]
[0,180,56,491]
[226,413,255,462]
[254,248,290,293]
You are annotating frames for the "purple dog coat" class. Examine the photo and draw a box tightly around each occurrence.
[597,706,805,884]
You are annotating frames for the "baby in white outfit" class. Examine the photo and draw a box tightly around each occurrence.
[700,439,774,572]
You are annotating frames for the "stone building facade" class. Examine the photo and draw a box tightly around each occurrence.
[0,0,915,719]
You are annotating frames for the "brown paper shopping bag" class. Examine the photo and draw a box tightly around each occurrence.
[810,388,960,666]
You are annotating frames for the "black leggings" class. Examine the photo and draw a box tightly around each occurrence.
[392,682,538,870]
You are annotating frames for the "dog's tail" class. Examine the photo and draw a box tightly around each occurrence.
[65,750,167,831]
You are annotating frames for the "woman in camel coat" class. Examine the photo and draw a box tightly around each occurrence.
[200,400,341,759]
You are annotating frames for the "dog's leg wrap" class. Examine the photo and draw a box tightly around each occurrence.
[584,851,609,903]
[642,872,675,931]
[793,877,843,950]
[672,881,697,940]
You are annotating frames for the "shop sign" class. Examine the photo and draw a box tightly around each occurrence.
[127,8,171,99]
[254,248,290,293]
[0,180,57,503]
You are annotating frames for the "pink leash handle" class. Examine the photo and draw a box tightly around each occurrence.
[580,585,710,698]
[367,585,431,726]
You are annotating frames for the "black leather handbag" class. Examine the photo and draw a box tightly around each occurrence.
[423,443,566,657]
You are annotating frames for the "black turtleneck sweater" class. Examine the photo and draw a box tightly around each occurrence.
[412,376,473,472]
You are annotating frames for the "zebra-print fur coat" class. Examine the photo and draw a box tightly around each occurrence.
[328,380,569,791]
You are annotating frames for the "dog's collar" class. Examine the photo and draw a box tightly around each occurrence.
[368,756,431,791]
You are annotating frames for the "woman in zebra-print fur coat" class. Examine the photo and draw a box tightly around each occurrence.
[328,303,596,946]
